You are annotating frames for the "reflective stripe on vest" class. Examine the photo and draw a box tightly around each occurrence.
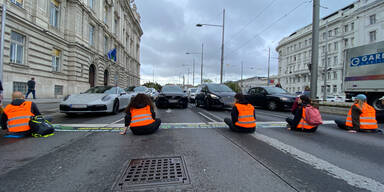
[297,107,316,129]
[3,101,34,133]
[345,103,378,129]
[130,105,155,127]
[234,103,256,128]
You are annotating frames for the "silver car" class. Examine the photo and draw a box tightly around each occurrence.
[60,86,132,115]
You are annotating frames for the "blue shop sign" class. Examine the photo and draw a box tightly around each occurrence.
[350,52,384,67]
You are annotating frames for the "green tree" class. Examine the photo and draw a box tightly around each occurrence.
[143,82,162,91]
[224,81,241,93]
[203,79,213,83]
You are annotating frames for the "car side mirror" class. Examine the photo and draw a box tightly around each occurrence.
[120,92,126,96]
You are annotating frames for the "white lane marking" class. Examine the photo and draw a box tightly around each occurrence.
[109,118,124,125]
[166,108,172,113]
[197,112,218,122]
[205,111,225,122]
[252,133,384,192]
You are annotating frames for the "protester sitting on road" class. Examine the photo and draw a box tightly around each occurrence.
[291,86,310,115]
[334,94,378,133]
[224,93,256,133]
[120,93,161,135]
[1,91,41,137]
[286,95,318,132]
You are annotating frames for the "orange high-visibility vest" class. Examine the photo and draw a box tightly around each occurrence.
[297,107,316,129]
[234,103,256,128]
[346,103,377,129]
[3,101,34,133]
[130,105,155,127]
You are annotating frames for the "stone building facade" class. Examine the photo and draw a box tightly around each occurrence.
[276,0,383,98]
[0,0,142,98]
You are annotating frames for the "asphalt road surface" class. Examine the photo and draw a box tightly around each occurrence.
[0,103,383,192]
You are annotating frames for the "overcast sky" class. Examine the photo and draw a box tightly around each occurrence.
[135,0,356,85]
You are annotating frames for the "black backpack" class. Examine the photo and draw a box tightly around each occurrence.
[29,116,55,137]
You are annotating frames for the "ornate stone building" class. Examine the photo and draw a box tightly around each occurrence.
[0,0,142,98]
[276,0,383,98]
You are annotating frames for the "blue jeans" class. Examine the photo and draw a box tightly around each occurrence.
[25,89,36,99]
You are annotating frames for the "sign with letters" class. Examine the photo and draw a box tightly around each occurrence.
[350,52,384,67]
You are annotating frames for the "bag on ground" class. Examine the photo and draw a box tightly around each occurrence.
[29,116,55,137]
[304,105,323,126]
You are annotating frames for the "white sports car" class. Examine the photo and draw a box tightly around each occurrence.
[60,86,132,115]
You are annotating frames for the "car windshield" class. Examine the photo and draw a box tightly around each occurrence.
[264,87,288,94]
[134,86,147,92]
[84,86,114,94]
[162,86,183,92]
[190,88,197,93]
[207,84,233,92]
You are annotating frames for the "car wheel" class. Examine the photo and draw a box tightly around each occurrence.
[205,99,211,110]
[268,101,277,111]
[195,99,200,107]
[112,100,119,114]
[370,95,384,111]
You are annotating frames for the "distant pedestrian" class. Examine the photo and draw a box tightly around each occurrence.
[335,94,378,133]
[224,93,256,133]
[0,80,3,107]
[286,95,319,132]
[25,77,36,99]
[120,93,161,135]
[275,83,282,88]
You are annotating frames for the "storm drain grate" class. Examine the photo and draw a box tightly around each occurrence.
[113,156,190,190]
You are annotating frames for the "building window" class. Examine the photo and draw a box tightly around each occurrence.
[323,32,327,40]
[10,0,23,7]
[344,25,348,32]
[334,28,339,36]
[52,49,61,72]
[89,25,94,46]
[333,71,337,79]
[351,37,354,47]
[54,85,63,96]
[13,82,27,94]
[50,0,60,28]
[10,31,25,64]
[327,57,331,67]
[344,39,348,47]
[328,44,331,52]
[369,14,376,25]
[327,85,331,93]
[351,22,354,31]
[334,42,338,50]
[321,86,324,93]
[114,19,119,35]
[305,40,307,46]
[104,6,108,24]
[334,56,338,66]
[369,31,376,42]
[328,30,332,37]
[327,72,331,80]
[104,35,108,53]
[89,0,94,9]
[333,85,337,93]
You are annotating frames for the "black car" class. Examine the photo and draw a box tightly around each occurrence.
[244,86,296,111]
[195,83,236,109]
[155,85,188,108]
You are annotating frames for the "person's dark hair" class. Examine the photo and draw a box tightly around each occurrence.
[299,95,311,105]
[235,93,248,104]
[125,93,154,113]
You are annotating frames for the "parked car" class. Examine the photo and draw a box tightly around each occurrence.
[147,88,159,100]
[244,86,296,111]
[195,83,236,109]
[156,85,188,108]
[133,86,149,94]
[187,88,198,103]
[326,95,344,102]
[60,86,132,115]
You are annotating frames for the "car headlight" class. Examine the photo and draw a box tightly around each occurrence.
[63,95,70,101]
[280,97,289,101]
[209,93,220,99]
[101,95,112,101]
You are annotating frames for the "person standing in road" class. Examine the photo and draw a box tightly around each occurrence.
[335,94,378,133]
[1,91,41,137]
[286,95,318,132]
[224,93,256,133]
[25,77,36,99]
[0,80,3,107]
[120,93,161,135]
[275,82,282,88]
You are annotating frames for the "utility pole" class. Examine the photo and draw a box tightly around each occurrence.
[220,8,225,84]
[310,0,320,100]
[187,68,190,85]
[323,21,329,101]
[152,64,155,82]
[0,4,7,82]
[201,43,204,84]
[267,48,271,86]
[192,58,195,86]
[241,61,243,92]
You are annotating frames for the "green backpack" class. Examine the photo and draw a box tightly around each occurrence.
[29,116,55,138]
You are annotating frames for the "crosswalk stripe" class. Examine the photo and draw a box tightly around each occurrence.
[252,133,384,192]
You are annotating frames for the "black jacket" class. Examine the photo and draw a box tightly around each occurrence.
[27,80,35,90]
[125,104,156,127]
[1,99,41,130]
[231,100,256,124]
[350,105,362,130]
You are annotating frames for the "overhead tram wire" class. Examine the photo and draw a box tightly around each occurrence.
[226,0,312,57]
[226,0,279,44]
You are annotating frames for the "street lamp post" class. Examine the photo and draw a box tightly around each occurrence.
[186,43,204,85]
[196,9,225,83]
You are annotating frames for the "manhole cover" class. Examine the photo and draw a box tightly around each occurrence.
[113,156,190,191]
